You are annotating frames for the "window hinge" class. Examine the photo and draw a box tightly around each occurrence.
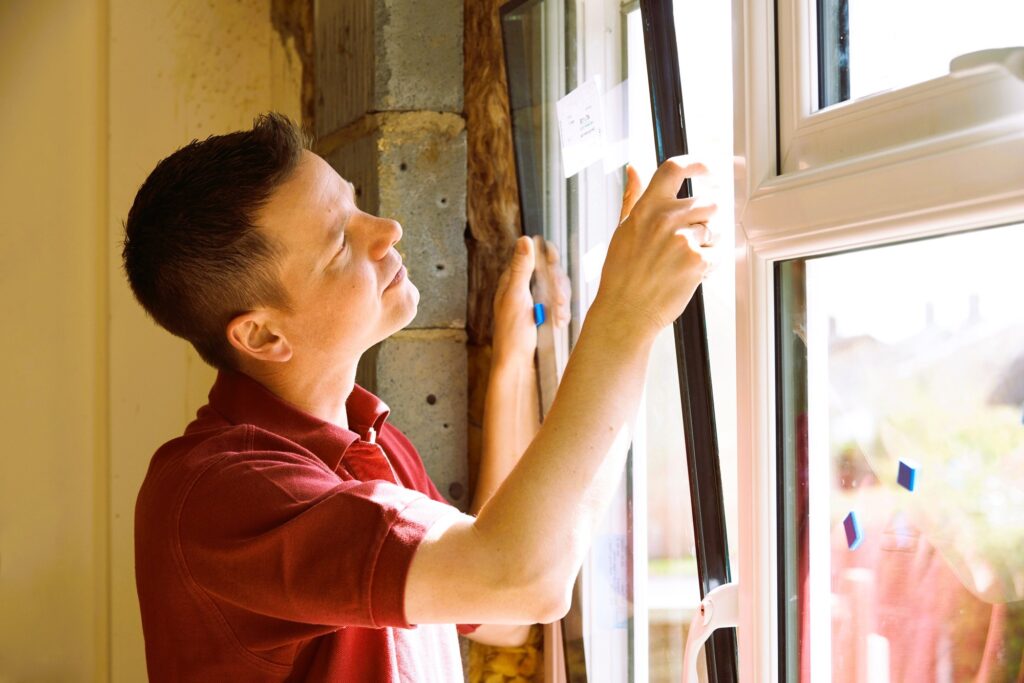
[682,581,739,683]
[950,47,1024,83]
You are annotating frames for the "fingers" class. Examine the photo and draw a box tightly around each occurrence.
[537,237,563,269]
[675,224,721,279]
[549,265,570,328]
[636,198,717,245]
[531,236,549,264]
[509,234,535,276]
[645,155,709,201]
[618,164,643,225]
[532,237,572,328]
[689,223,718,247]
[663,198,718,228]
[676,223,714,246]
[545,242,560,265]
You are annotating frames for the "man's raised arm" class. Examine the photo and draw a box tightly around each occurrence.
[405,157,718,626]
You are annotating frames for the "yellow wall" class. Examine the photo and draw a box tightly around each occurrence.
[0,0,301,679]
[0,2,107,680]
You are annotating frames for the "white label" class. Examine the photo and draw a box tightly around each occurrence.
[602,79,631,174]
[555,76,607,178]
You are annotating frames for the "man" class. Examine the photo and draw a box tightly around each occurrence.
[124,113,716,681]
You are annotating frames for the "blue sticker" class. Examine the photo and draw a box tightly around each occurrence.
[534,302,546,326]
[843,511,863,550]
[897,460,917,492]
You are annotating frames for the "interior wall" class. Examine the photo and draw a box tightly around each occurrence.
[107,1,302,679]
[0,2,107,680]
[0,0,302,680]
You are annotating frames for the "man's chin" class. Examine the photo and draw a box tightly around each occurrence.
[390,289,419,336]
[402,281,420,324]
[366,282,418,348]
[398,298,418,331]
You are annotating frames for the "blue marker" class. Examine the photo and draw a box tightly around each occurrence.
[534,302,546,326]
[843,511,863,550]
[897,460,918,492]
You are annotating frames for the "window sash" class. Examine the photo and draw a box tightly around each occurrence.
[639,1,739,681]
[735,1,1024,681]
[775,0,1024,174]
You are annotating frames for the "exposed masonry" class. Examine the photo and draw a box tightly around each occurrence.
[313,0,469,512]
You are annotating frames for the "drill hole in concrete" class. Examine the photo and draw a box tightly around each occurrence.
[448,482,464,500]
[399,162,408,171]
[426,394,437,405]
[436,264,445,271]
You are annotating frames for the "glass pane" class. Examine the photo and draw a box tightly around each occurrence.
[778,224,1024,682]
[508,0,736,678]
[502,0,567,246]
[817,0,1024,108]
[630,1,738,680]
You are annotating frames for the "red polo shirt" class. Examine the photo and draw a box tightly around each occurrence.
[135,370,469,681]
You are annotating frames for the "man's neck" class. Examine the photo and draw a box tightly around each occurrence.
[242,358,358,430]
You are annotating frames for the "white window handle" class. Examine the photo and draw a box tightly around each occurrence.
[682,581,739,683]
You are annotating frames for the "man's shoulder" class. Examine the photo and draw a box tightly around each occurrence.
[138,417,328,511]
[156,414,315,469]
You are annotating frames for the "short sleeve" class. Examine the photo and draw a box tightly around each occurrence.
[178,447,457,629]
[377,423,481,635]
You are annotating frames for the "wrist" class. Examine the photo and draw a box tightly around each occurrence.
[490,341,535,372]
[489,349,534,379]
[584,297,660,351]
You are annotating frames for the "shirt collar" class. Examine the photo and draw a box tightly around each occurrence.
[207,370,391,472]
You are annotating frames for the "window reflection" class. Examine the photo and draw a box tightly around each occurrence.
[780,224,1024,682]
[818,0,1024,107]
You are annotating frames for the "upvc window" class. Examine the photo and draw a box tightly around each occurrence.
[503,0,739,680]
[738,0,1024,680]
[778,0,1024,172]
[574,1,741,679]
[503,0,1022,680]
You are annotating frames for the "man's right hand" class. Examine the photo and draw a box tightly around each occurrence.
[403,156,722,630]
[592,157,718,339]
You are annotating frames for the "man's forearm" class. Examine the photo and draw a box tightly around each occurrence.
[471,303,653,608]
[471,356,540,516]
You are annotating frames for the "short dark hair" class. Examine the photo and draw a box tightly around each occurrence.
[123,113,309,370]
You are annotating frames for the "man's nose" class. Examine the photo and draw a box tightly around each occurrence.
[366,216,403,259]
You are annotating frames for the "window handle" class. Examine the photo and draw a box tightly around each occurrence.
[950,47,1024,82]
[682,581,739,683]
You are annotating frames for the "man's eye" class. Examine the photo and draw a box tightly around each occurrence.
[332,235,347,262]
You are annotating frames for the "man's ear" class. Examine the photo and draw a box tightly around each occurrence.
[226,310,292,364]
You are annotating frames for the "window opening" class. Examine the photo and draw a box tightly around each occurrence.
[775,224,1024,682]
[501,2,588,680]
[816,0,849,108]
[639,1,738,681]
[503,0,737,679]
[815,0,1023,109]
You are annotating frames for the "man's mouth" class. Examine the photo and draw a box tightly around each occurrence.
[385,264,406,291]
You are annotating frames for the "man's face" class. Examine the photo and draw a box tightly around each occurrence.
[258,150,419,366]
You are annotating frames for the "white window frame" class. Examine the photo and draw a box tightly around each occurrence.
[734,0,1024,680]
[776,0,1024,174]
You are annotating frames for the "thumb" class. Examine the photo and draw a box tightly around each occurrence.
[508,235,536,289]
[618,164,643,225]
